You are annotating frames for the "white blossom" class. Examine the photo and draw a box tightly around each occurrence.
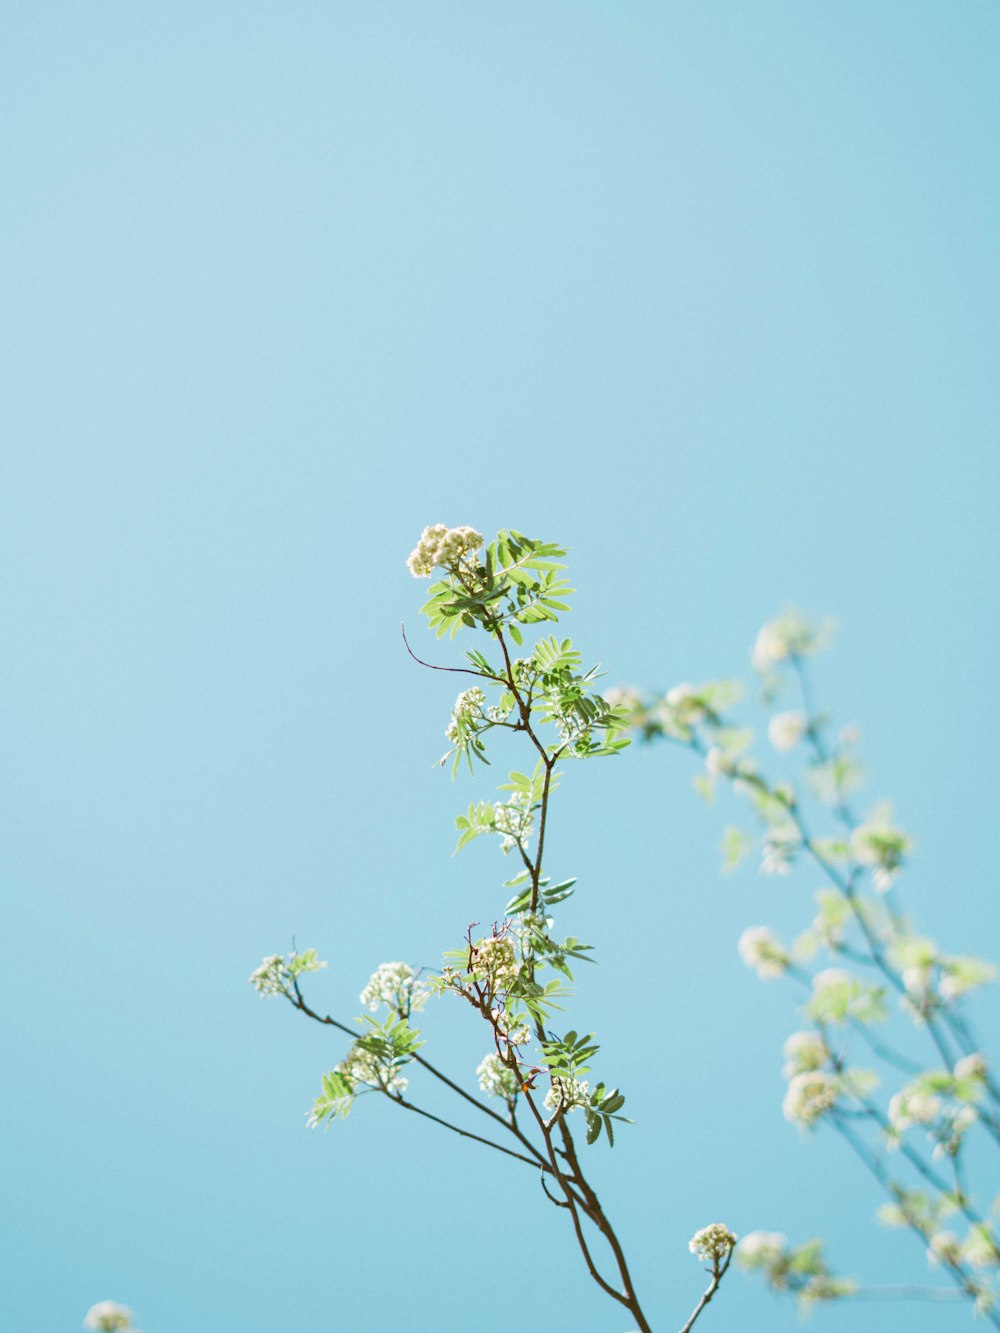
[783,1071,839,1127]
[334,1043,408,1097]
[851,810,910,892]
[471,935,520,992]
[783,1031,827,1077]
[888,1086,942,1134]
[751,613,825,672]
[493,793,534,853]
[738,926,789,979]
[406,524,484,578]
[477,1053,519,1100]
[689,1223,738,1264]
[812,967,850,992]
[360,961,428,1015]
[963,1228,1000,1270]
[955,1053,988,1082]
[928,1231,962,1265]
[738,1231,787,1266]
[768,711,808,752]
[84,1305,134,1332]
[544,1076,591,1114]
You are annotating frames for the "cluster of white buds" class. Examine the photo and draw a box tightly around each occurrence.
[689,1223,738,1265]
[471,934,520,992]
[360,962,428,1015]
[737,926,789,979]
[494,1010,531,1045]
[783,1070,839,1128]
[335,1043,407,1096]
[249,954,288,996]
[249,948,326,997]
[476,1053,520,1100]
[406,524,484,578]
[84,1305,140,1333]
[444,687,487,744]
[767,710,808,752]
[544,1075,591,1114]
[493,793,534,853]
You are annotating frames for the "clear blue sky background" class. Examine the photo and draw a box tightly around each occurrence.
[3,5,998,1331]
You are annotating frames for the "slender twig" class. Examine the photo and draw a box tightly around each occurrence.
[677,1252,733,1333]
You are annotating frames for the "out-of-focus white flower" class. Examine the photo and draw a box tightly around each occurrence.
[783,1031,827,1077]
[963,1227,1000,1270]
[851,810,910,892]
[543,1076,591,1114]
[955,1053,988,1082]
[84,1305,134,1332]
[738,926,789,979]
[940,957,998,1002]
[476,1053,519,1100]
[888,1087,942,1133]
[603,685,643,716]
[689,1223,738,1264]
[928,1231,962,1266]
[360,961,428,1015]
[812,968,850,992]
[768,711,808,752]
[407,524,484,578]
[704,746,731,777]
[839,723,861,747]
[738,1232,786,1267]
[783,1071,839,1127]
[751,613,826,672]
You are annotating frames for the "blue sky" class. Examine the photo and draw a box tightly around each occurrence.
[3,4,998,1331]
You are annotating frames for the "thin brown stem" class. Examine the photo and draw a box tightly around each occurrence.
[678,1253,733,1333]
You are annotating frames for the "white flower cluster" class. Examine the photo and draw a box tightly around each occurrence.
[337,1043,407,1095]
[249,948,326,997]
[928,1231,962,1265]
[738,926,789,979]
[84,1305,138,1333]
[782,1031,828,1078]
[751,612,826,672]
[956,1052,988,1082]
[689,1223,738,1264]
[603,684,643,717]
[360,961,428,1015]
[767,711,807,752]
[544,1075,591,1114]
[476,1053,520,1101]
[761,822,799,876]
[493,792,534,853]
[494,1010,531,1045]
[471,935,520,992]
[738,1231,787,1267]
[851,810,910,892]
[888,1085,942,1134]
[406,524,484,578]
[249,954,288,996]
[783,1070,839,1128]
